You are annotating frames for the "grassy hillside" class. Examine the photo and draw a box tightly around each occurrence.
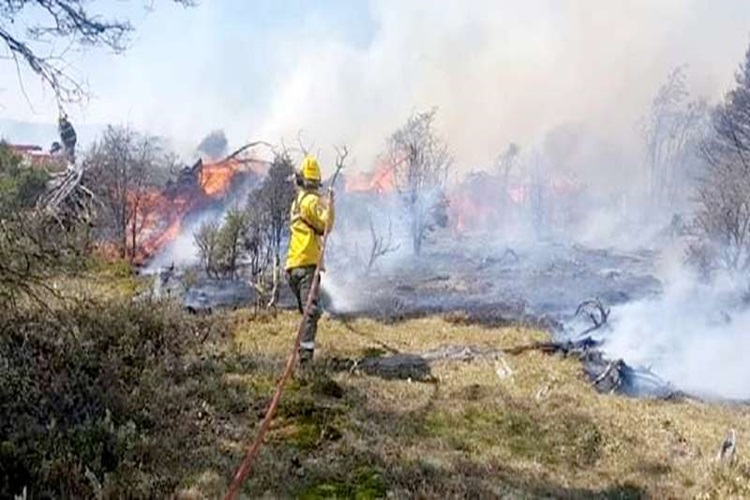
[172,311,750,499]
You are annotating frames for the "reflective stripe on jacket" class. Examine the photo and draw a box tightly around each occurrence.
[285,189,334,270]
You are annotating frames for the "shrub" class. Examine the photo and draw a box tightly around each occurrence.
[0,299,204,498]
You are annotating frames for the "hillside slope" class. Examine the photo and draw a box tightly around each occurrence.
[173,312,750,499]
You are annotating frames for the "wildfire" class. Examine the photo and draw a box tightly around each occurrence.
[447,172,532,234]
[137,196,191,260]
[346,160,396,194]
[200,159,244,197]
[447,170,584,234]
[126,156,266,264]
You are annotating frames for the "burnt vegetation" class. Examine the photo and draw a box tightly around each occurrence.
[84,126,174,262]
[194,150,296,306]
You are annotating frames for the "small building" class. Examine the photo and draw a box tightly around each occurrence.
[6,143,67,172]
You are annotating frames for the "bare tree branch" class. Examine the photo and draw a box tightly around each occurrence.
[363,211,399,274]
[388,108,452,255]
[1,0,195,104]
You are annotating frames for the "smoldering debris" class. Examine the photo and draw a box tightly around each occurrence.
[321,239,678,398]
[324,242,661,326]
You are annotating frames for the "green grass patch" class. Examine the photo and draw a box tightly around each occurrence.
[360,347,388,359]
[426,402,602,467]
[300,465,386,499]
[271,382,349,451]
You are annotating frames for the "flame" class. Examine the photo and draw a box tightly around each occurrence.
[447,171,582,234]
[346,160,396,194]
[200,159,243,197]
[137,195,191,260]
[449,193,505,234]
[119,156,267,264]
[447,173,530,234]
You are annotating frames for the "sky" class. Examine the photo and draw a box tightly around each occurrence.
[2,0,750,172]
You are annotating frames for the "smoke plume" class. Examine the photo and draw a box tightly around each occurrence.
[603,247,750,400]
[253,0,750,172]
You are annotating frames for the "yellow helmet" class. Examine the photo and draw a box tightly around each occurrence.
[300,155,321,182]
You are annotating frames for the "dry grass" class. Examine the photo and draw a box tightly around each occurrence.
[169,311,750,499]
[40,258,152,302]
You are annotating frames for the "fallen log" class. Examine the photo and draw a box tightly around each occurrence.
[329,344,504,382]
[504,336,601,356]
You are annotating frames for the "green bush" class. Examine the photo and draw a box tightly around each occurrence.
[0,143,49,214]
[0,299,204,498]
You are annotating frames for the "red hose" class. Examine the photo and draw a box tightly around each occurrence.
[224,190,335,500]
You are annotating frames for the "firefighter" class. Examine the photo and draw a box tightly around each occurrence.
[58,113,77,165]
[285,155,335,367]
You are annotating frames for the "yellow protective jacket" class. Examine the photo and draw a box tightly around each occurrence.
[285,189,335,270]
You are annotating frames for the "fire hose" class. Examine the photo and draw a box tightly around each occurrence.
[223,161,344,499]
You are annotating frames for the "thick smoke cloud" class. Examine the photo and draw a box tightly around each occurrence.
[3,1,749,172]
[197,129,229,160]
[255,0,750,172]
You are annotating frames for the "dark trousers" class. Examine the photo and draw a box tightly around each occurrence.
[287,265,320,363]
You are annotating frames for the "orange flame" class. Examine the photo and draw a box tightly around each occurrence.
[447,173,526,234]
[346,160,396,194]
[201,159,242,197]
[122,157,267,264]
[447,171,582,234]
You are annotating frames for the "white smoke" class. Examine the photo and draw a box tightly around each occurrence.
[5,1,749,173]
[603,243,750,400]
[253,0,750,172]
[6,1,750,399]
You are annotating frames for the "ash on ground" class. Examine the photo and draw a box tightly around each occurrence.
[323,239,679,399]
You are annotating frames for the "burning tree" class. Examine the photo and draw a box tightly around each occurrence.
[694,45,750,272]
[387,109,452,255]
[191,151,294,301]
[84,126,172,262]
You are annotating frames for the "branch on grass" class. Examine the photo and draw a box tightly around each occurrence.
[575,298,610,335]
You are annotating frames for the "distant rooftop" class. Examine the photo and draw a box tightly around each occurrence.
[8,144,44,153]
[5,143,66,171]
